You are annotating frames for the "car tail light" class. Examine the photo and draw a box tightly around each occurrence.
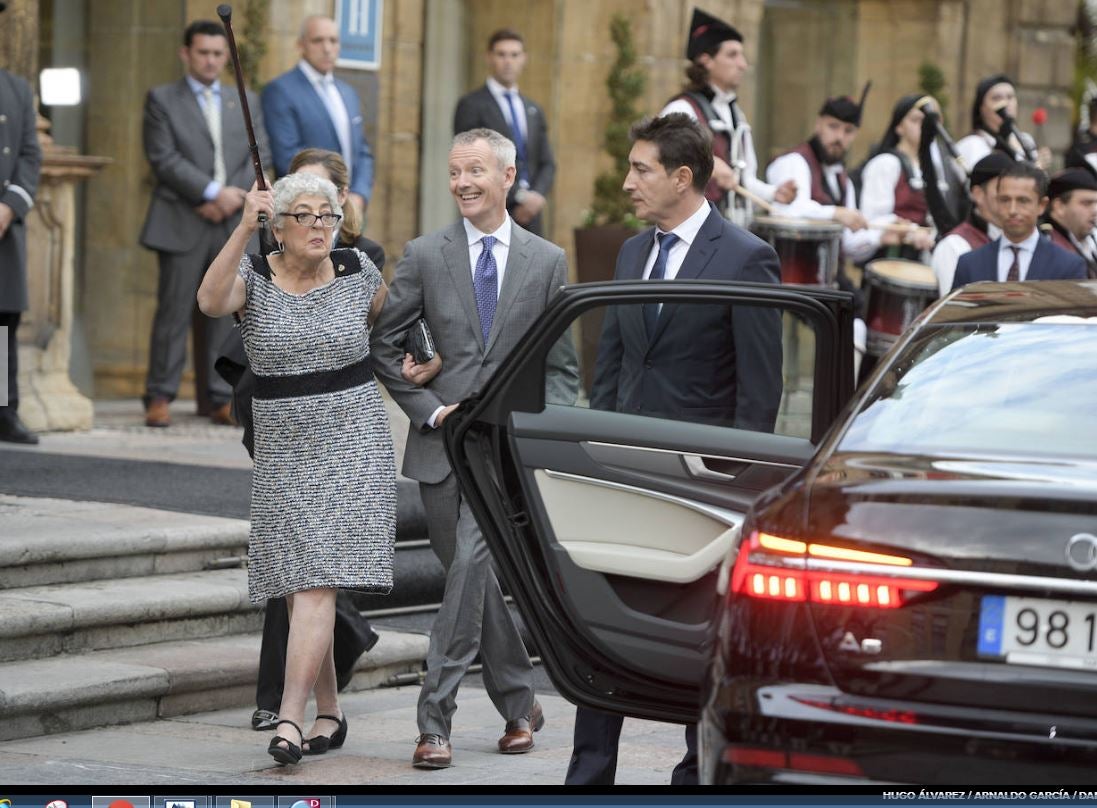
[731,530,937,609]
[723,745,864,777]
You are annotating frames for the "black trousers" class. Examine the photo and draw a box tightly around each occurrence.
[1,311,20,416]
[255,591,378,712]
[565,706,698,785]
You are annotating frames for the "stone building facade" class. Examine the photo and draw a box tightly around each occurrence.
[10,0,1082,404]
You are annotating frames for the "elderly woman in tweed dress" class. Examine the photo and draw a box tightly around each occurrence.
[198,173,397,765]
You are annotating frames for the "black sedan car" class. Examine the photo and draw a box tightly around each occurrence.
[444,278,1097,785]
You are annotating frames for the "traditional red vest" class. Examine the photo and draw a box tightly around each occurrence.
[894,169,929,226]
[1048,225,1077,256]
[789,142,848,206]
[946,220,991,250]
[674,92,731,207]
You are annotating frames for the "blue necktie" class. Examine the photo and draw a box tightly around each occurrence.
[504,91,530,185]
[474,235,499,344]
[644,232,679,335]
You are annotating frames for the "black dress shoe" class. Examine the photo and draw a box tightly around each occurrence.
[251,708,279,731]
[0,414,38,445]
[336,630,380,691]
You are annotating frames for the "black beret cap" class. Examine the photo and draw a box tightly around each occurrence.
[1049,167,1097,199]
[687,8,742,60]
[969,152,1014,187]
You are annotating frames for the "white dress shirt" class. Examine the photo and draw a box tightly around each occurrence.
[298,59,353,172]
[427,215,514,429]
[485,76,527,140]
[661,87,777,203]
[997,228,1041,281]
[185,75,223,201]
[956,129,1037,167]
[766,150,876,262]
[642,198,710,282]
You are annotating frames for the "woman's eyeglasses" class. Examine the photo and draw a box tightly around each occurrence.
[279,212,343,228]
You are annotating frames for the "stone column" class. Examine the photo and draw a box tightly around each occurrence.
[0,0,38,82]
[19,118,110,432]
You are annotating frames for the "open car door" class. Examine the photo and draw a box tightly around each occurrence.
[444,280,855,724]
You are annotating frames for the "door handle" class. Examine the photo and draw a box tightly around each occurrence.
[682,454,738,483]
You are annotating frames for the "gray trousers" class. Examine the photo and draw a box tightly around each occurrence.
[416,473,535,737]
[145,223,234,406]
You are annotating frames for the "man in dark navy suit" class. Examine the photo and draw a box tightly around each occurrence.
[453,29,555,236]
[952,161,1086,291]
[566,113,783,785]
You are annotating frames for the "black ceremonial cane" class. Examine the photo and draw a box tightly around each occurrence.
[217,3,275,256]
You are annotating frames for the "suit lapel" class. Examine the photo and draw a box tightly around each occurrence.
[648,207,721,346]
[295,67,343,148]
[177,79,213,149]
[1028,237,1051,280]
[620,229,655,347]
[478,85,514,137]
[441,222,485,350]
[485,223,532,355]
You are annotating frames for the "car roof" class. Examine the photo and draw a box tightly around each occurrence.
[927,280,1097,325]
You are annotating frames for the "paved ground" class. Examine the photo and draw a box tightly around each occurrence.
[0,397,685,786]
[0,687,684,786]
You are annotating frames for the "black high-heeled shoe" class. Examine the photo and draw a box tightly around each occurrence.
[304,713,347,755]
[267,718,304,765]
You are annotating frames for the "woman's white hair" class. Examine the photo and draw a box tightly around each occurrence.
[271,172,342,229]
[452,128,516,170]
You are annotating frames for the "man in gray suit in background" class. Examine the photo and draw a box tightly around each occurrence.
[139,19,270,428]
[372,127,578,769]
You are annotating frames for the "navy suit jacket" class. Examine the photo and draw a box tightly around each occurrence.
[261,66,374,200]
[590,205,783,433]
[951,235,1087,291]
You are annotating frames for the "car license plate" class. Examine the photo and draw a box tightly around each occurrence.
[979,595,1097,670]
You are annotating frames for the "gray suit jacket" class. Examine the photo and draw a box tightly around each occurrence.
[372,219,579,483]
[0,71,42,312]
[139,78,271,254]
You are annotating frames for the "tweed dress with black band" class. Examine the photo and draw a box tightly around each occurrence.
[236,247,396,602]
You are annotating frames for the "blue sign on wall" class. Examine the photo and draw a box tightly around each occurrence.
[335,0,383,70]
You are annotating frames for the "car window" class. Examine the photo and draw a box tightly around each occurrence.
[840,323,1097,457]
[546,301,821,440]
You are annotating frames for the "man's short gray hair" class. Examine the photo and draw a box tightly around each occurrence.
[452,128,516,171]
[271,173,342,228]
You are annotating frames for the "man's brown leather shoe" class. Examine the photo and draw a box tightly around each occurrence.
[412,733,451,768]
[210,402,236,426]
[498,700,544,754]
[145,397,171,428]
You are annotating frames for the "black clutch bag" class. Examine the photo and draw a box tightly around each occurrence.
[404,318,436,364]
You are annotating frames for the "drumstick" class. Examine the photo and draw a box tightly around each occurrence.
[731,183,775,214]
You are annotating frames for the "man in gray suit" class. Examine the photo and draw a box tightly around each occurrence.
[0,0,43,445]
[453,29,555,237]
[372,127,578,769]
[139,19,270,428]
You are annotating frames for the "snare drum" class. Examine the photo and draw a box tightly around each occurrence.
[750,216,843,286]
[863,259,938,356]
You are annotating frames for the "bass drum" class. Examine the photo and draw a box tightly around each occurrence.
[750,216,843,286]
[863,259,938,357]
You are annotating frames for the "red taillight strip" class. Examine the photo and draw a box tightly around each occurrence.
[723,745,864,776]
[734,531,938,608]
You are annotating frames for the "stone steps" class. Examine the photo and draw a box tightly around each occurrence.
[0,628,429,742]
[0,496,249,588]
[0,568,260,663]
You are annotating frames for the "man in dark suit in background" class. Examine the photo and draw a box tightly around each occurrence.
[454,29,556,236]
[567,113,783,785]
[139,19,270,428]
[0,0,43,445]
[951,162,1087,291]
[262,15,374,214]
